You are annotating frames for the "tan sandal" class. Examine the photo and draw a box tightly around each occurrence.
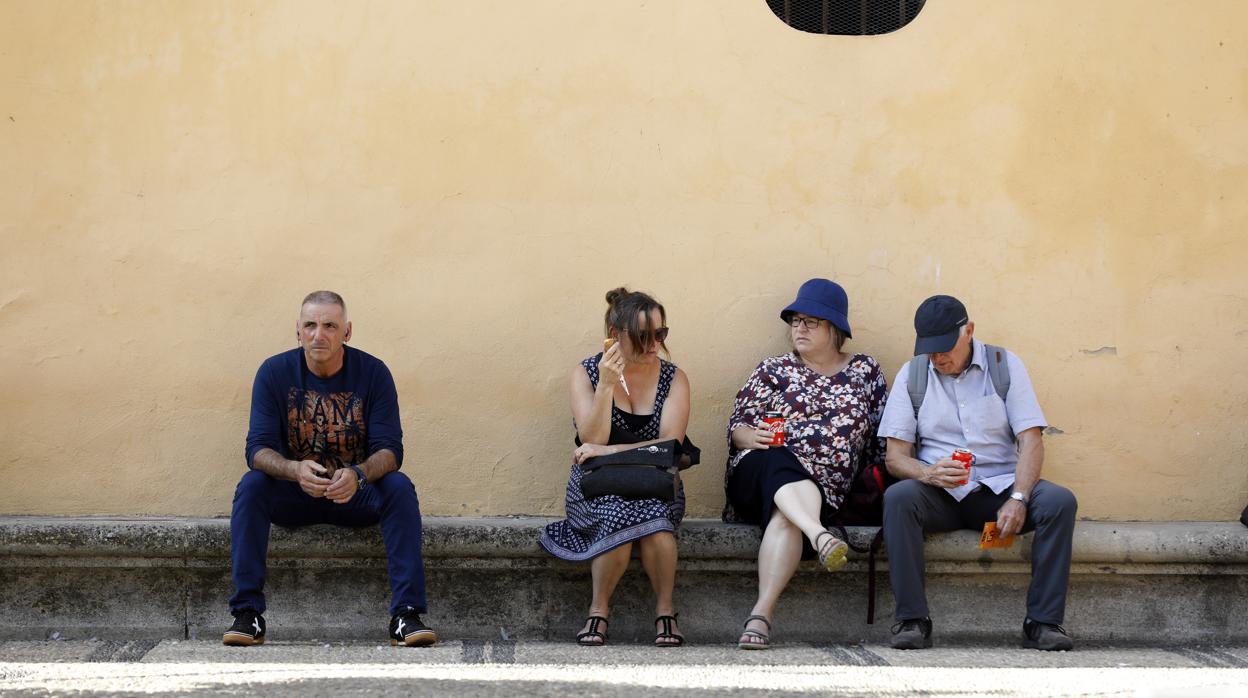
[815,530,849,572]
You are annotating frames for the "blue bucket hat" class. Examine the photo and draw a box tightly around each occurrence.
[780,278,852,338]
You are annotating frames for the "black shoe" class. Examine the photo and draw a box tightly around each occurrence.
[1023,618,1074,651]
[222,610,266,646]
[390,606,437,647]
[890,617,932,650]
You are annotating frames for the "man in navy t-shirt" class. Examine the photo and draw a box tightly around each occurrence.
[223,290,435,647]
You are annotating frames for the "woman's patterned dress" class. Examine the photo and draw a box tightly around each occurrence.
[540,354,686,560]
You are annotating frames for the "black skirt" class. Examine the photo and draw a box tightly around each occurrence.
[726,448,839,559]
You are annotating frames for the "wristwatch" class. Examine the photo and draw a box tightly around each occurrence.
[348,465,368,490]
[1009,491,1028,504]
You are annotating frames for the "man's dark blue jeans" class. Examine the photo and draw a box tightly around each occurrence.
[229,469,428,616]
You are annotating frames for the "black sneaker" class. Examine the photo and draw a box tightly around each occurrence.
[890,617,933,650]
[1023,618,1074,651]
[222,610,266,646]
[389,606,437,647]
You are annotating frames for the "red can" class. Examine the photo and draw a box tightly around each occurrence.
[952,448,974,485]
[762,411,785,446]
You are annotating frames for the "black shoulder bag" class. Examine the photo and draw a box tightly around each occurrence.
[579,437,699,503]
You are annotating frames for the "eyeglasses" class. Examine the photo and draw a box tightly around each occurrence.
[612,327,670,345]
[640,327,670,344]
[787,316,823,330]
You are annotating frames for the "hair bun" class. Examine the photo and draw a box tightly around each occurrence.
[605,287,630,306]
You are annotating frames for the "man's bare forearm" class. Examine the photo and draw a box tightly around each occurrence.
[885,438,928,481]
[357,449,398,483]
[251,448,299,481]
[1010,428,1044,498]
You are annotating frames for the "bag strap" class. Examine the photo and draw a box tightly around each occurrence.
[983,343,1015,443]
[583,460,671,473]
[907,356,929,449]
[864,528,884,624]
[983,343,1010,402]
[907,356,928,419]
[829,524,886,625]
[580,439,682,472]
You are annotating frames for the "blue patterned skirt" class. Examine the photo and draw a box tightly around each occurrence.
[539,461,686,561]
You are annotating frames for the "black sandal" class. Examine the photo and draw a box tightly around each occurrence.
[654,613,685,647]
[738,614,771,650]
[576,615,608,646]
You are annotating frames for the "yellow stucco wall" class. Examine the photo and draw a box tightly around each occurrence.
[2,1,1245,520]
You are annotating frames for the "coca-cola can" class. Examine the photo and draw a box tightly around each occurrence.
[762,411,785,446]
[952,448,974,485]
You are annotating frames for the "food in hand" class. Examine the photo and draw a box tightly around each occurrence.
[602,338,630,395]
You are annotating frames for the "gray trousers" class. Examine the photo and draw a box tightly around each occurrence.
[882,478,1077,625]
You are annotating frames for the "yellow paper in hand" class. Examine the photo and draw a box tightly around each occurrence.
[979,522,1016,549]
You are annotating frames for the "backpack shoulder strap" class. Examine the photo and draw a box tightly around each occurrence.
[983,343,1015,443]
[983,343,1010,402]
[907,355,929,419]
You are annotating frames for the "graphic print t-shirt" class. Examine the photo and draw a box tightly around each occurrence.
[285,387,367,470]
[245,346,404,471]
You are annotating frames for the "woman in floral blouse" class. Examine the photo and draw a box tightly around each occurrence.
[723,278,886,649]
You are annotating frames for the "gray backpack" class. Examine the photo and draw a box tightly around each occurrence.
[906,344,1013,444]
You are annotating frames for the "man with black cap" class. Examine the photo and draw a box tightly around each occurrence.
[877,295,1077,651]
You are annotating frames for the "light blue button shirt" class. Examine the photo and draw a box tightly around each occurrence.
[878,339,1047,501]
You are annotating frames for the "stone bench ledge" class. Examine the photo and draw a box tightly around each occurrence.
[4,516,1248,643]
[2,516,1245,567]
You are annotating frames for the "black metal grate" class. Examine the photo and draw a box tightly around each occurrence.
[765,0,926,36]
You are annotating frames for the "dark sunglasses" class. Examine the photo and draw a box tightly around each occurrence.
[636,327,670,344]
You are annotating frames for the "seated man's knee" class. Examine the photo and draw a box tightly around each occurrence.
[373,470,417,500]
[882,479,934,531]
[1034,483,1078,521]
[884,479,927,512]
[233,469,274,503]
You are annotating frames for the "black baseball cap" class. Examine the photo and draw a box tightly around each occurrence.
[913,295,968,355]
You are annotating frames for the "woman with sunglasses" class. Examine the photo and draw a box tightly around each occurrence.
[723,278,886,649]
[540,287,692,647]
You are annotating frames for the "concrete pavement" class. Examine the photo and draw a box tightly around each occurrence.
[3,639,1248,696]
